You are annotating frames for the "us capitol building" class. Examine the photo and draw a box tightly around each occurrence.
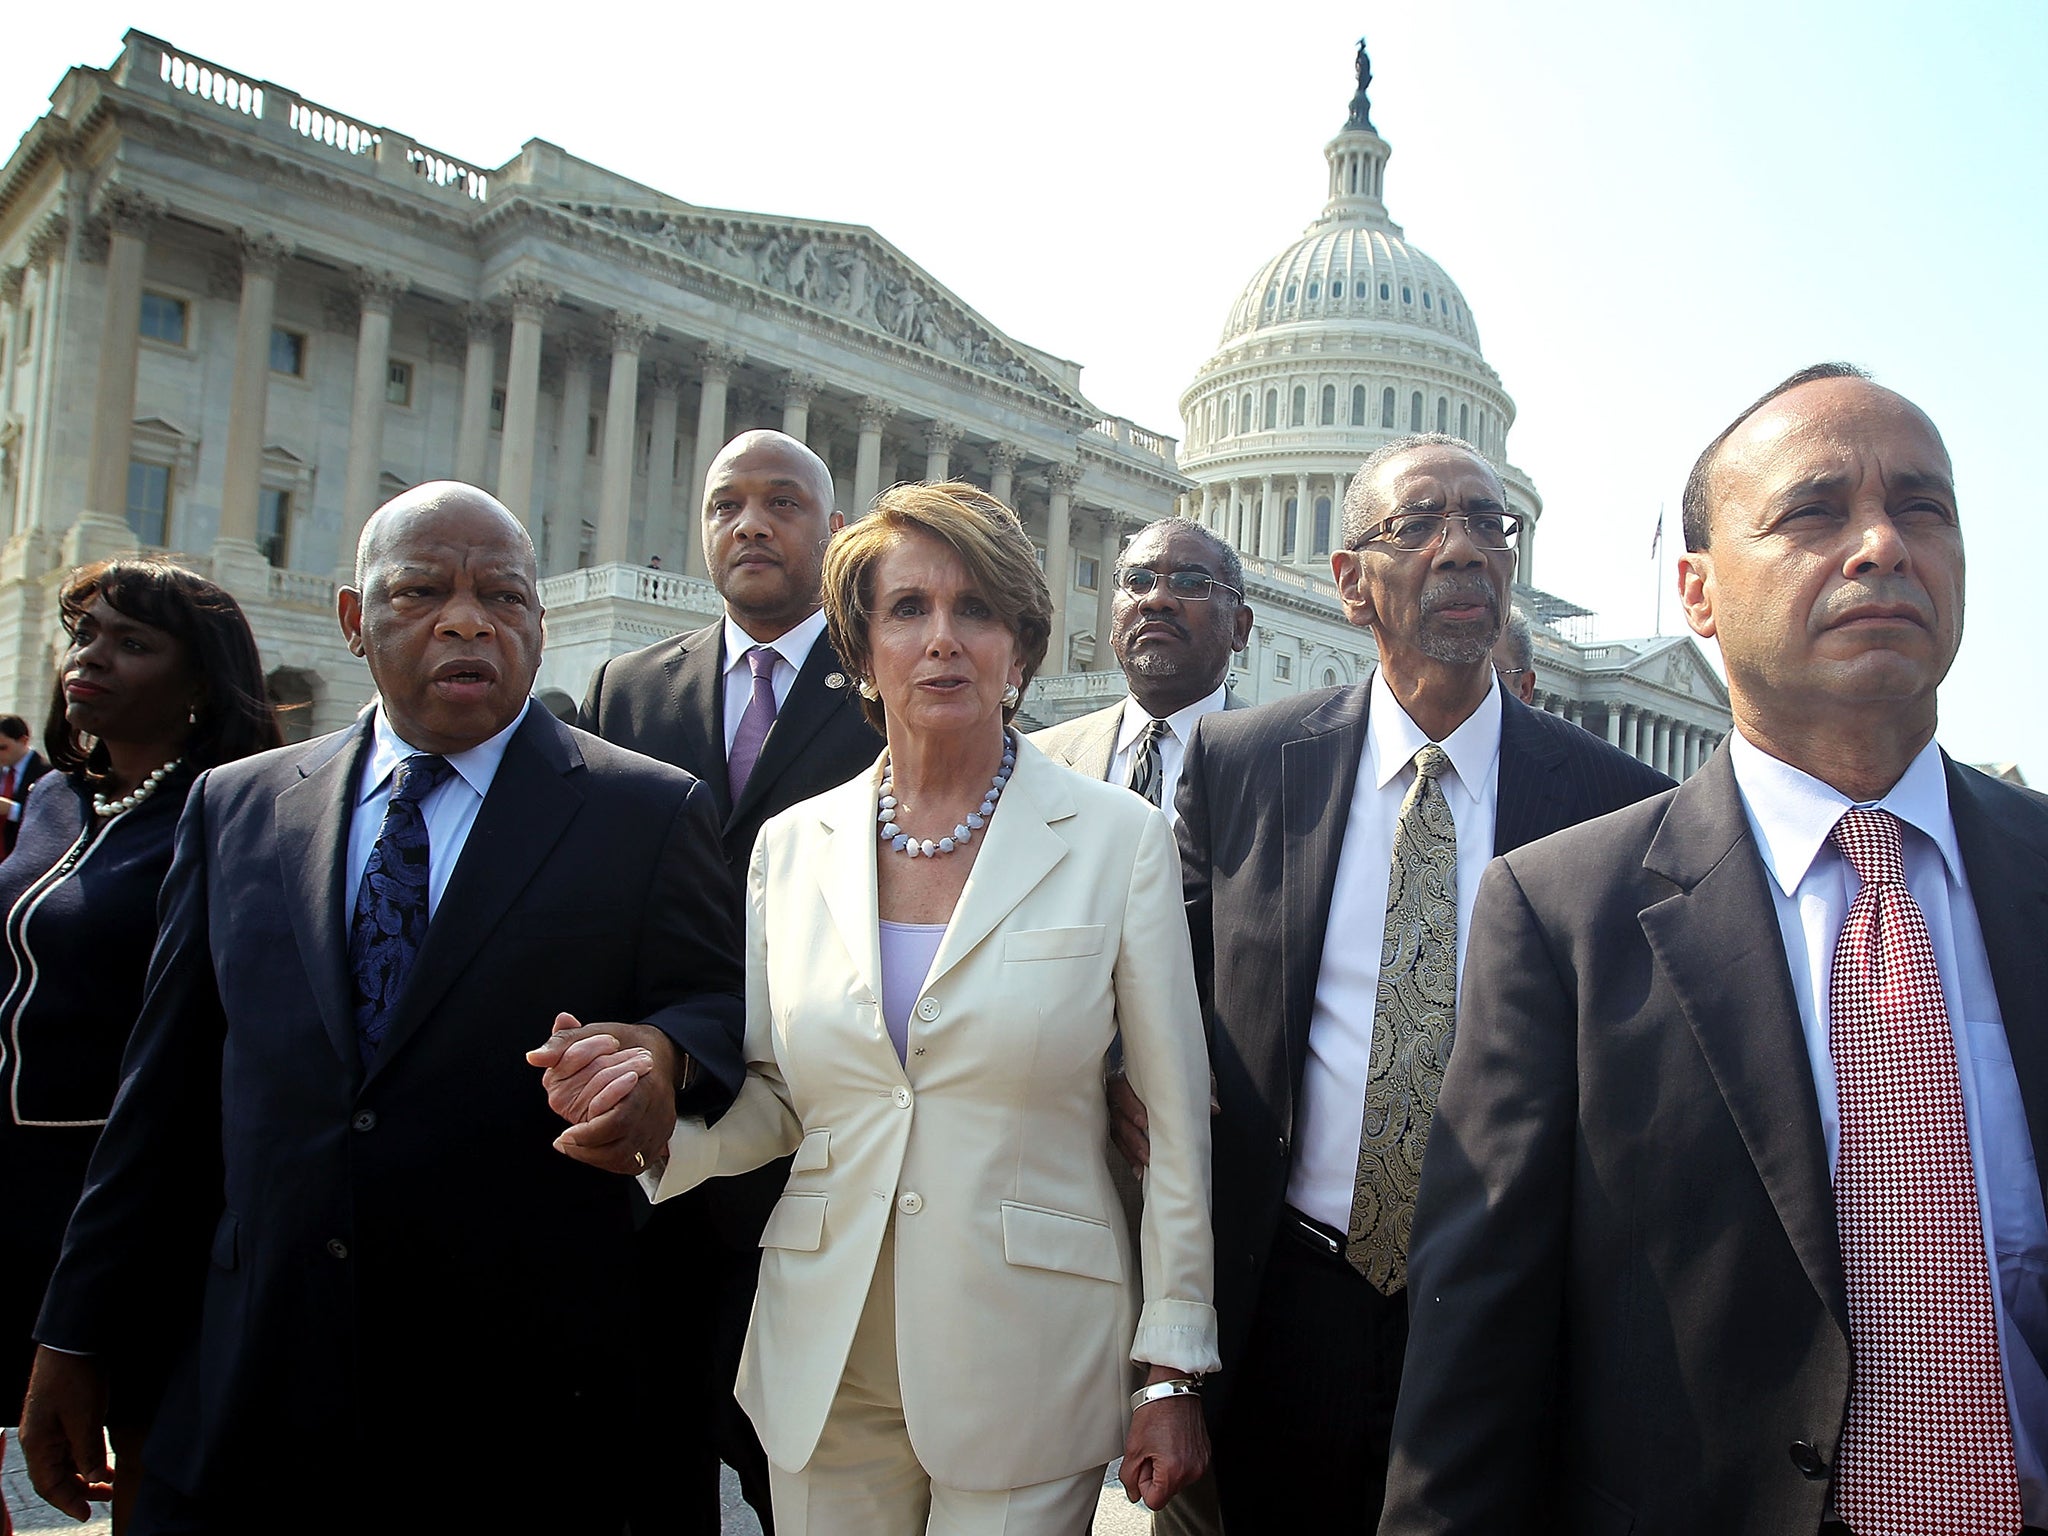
[0,30,1729,774]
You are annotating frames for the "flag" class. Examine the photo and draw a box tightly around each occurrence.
[1649,503,1664,561]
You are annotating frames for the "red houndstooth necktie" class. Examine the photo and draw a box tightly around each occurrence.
[1827,806,2021,1536]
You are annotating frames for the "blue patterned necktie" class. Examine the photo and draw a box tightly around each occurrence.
[349,752,454,1067]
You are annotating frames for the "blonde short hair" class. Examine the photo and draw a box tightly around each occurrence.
[822,481,1053,734]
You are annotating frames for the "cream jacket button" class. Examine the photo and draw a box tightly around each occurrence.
[892,1086,912,1108]
[898,1191,924,1215]
[916,997,941,1021]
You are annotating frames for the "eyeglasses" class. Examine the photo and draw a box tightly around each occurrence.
[1354,510,1523,554]
[1115,567,1243,603]
[1494,666,1528,679]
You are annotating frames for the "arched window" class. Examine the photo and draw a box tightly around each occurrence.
[1283,497,1298,557]
[1320,384,1337,426]
[1379,282,1391,301]
[1331,279,1345,298]
[1265,286,1278,310]
[1423,291,1433,310]
[1291,386,1307,427]
[1402,286,1412,303]
[1284,281,1298,303]
[1241,393,1253,433]
[1314,495,1333,555]
[1264,389,1279,430]
[1410,391,1424,431]
[1307,280,1321,301]
[1459,402,1470,440]
[1221,396,1233,436]
[1436,397,1449,433]
[1352,384,1367,425]
[1381,387,1396,429]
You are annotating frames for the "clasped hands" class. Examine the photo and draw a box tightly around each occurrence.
[527,1012,677,1175]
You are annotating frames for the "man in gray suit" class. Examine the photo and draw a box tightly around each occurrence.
[1033,517,1251,824]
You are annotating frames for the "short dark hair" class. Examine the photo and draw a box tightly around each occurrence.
[0,715,28,743]
[1116,517,1244,598]
[1340,433,1492,547]
[47,558,284,778]
[1496,605,1534,672]
[1680,363,1871,551]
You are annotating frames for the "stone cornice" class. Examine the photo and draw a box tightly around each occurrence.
[479,198,1096,426]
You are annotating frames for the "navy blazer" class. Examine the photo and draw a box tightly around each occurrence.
[37,706,745,1522]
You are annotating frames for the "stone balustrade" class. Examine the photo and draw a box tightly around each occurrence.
[537,562,719,612]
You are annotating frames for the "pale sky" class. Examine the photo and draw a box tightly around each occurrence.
[9,0,2046,775]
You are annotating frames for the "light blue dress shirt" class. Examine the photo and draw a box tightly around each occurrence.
[1730,732,2047,1520]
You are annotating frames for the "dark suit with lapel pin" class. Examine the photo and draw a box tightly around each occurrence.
[36,705,744,1534]
[579,620,881,1533]
[1376,749,2048,1536]
[1175,679,1671,1511]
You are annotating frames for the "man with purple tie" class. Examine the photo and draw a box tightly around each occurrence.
[579,429,881,1535]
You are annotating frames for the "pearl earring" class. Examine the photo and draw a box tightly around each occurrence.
[856,678,880,701]
[1001,683,1020,708]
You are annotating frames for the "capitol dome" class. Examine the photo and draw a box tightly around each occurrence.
[1179,42,1543,583]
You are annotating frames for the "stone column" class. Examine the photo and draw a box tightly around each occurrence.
[454,303,499,486]
[547,335,596,574]
[1294,473,1311,563]
[988,442,1020,506]
[214,231,292,594]
[1651,715,1670,777]
[642,362,682,569]
[1255,476,1276,560]
[1606,704,1623,747]
[1198,483,1214,532]
[495,277,554,531]
[333,268,409,580]
[923,421,962,483]
[1092,510,1120,672]
[80,189,164,548]
[853,396,894,515]
[780,371,819,443]
[1227,482,1244,551]
[594,311,652,566]
[688,343,743,573]
[1045,463,1081,672]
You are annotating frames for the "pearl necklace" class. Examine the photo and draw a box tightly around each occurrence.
[92,758,183,819]
[878,739,1016,859]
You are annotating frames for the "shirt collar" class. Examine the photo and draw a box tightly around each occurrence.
[722,608,827,679]
[1728,730,1962,895]
[359,698,530,807]
[1367,667,1504,796]
[1115,682,1229,752]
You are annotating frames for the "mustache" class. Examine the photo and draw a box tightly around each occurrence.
[1420,577,1501,620]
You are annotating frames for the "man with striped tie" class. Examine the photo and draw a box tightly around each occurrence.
[1380,367,2048,1536]
[1032,517,1251,828]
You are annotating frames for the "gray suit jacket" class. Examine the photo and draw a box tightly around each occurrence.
[1029,689,1246,784]
[1378,748,2048,1536]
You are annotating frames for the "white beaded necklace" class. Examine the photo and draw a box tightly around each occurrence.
[878,738,1016,859]
[92,757,183,819]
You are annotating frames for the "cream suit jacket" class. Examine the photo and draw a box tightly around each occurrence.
[655,736,1219,1491]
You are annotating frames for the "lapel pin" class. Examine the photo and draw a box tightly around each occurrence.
[825,672,847,690]
[914,1047,926,1057]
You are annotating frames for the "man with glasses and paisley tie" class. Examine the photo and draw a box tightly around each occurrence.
[1121,433,1669,1530]
[1381,368,2048,1536]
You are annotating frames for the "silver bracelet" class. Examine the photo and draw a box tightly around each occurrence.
[1130,1377,1202,1411]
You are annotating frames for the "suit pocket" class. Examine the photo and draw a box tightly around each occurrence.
[759,1191,827,1251]
[1004,925,1106,963]
[1000,1200,1121,1283]
[790,1127,830,1173]
[209,1210,240,1271]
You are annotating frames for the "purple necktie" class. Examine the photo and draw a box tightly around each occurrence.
[727,645,779,804]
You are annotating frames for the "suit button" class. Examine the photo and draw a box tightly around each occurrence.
[898,1191,924,1215]
[352,1111,378,1132]
[892,1086,912,1108]
[326,1239,350,1260]
[915,997,941,1022]
[1788,1441,1828,1479]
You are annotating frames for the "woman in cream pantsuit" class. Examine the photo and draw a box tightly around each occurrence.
[652,482,1218,1535]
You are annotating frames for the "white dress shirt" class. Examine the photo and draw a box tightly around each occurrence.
[347,701,529,920]
[1287,671,1503,1228]
[720,608,828,757]
[1729,732,2047,1520]
[1108,682,1228,828]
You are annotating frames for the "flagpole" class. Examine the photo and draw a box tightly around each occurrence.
[1650,502,1665,637]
